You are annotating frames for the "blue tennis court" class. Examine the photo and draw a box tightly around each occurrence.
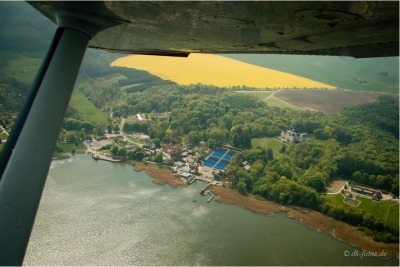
[212,152,224,158]
[215,147,228,154]
[214,162,228,170]
[226,150,237,156]
[223,155,232,160]
[203,147,237,170]
[204,161,216,168]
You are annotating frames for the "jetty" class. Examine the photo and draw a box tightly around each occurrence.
[187,176,197,184]
[200,183,212,195]
[207,194,214,203]
[91,152,125,163]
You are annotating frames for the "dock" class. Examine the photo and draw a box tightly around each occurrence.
[92,153,125,163]
[187,176,197,184]
[207,194,214,203]
[200,183,212,195]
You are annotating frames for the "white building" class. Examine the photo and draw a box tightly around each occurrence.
[281,129,314,143]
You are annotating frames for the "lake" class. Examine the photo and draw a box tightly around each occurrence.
[23,155,398,265]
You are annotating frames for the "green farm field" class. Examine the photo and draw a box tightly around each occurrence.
[251,137,282,156]
[222,54,399,93]
[69,88,109,124]
[0,49,42,85]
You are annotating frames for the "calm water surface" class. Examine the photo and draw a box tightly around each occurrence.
[23,155,398,266]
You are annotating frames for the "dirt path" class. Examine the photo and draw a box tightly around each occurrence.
[263,90,280,101]
[210,186,399,259]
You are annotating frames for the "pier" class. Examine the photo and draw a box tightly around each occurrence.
[187,176,197,184]
[200,183,212,195]
[92,153,125,163]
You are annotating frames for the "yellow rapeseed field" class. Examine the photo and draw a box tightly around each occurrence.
[111,54,336,89]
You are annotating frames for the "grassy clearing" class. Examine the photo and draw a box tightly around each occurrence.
[264,96,304,110]
[239,91,276,100]
[112,54,335,89]
[355,196,399,226]
[54,142,87,156]
[320,194,345,206]
[69,90,109,124]
[251,137,282,156]
[124,116,139,124]
[321,194,399,226]
[0,133,8,140]
[386,203,399,226]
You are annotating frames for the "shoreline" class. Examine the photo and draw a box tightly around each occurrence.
[132,161,187,187]
[209,186,399,260]
[127,160,399,259]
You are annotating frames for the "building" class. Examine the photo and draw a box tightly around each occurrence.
[137,113,146,121]
[163,145,176,155]
[351,186,382,200]
[181,167,191,173]
[125,144,135,149]
[174,162,185,168]
[281,129,314,143]
[179,172,191,178]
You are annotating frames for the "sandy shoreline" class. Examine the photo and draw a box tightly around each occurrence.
[131,161,398,259]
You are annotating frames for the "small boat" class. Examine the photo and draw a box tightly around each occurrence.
[193,199,197,202]
[92,154,99,160]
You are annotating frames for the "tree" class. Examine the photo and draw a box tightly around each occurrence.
[266,148,274,161]
[167,156,174,166]
[118,147,127,157]
[110,145,119,155]
[107,124,112,134]
[301,168,326,192]
[237,179,247,194]
[153,151,163,163]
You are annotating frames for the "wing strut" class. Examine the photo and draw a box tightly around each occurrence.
[0,9,122,265]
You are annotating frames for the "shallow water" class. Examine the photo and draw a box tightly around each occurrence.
[24,155,398,266]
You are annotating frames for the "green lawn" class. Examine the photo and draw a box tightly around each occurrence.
[321,194,399,226]
[321,194,345,206]
[124,116,138,124]
[54,142,87,156]
[0,132,8,140]
[69,90,109,124]
[251,137,282,156]
[239,91,276,101]
[355,196,399,226]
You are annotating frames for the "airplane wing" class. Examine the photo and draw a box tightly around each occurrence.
[0,1,398,265]
[29,1,399,58]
